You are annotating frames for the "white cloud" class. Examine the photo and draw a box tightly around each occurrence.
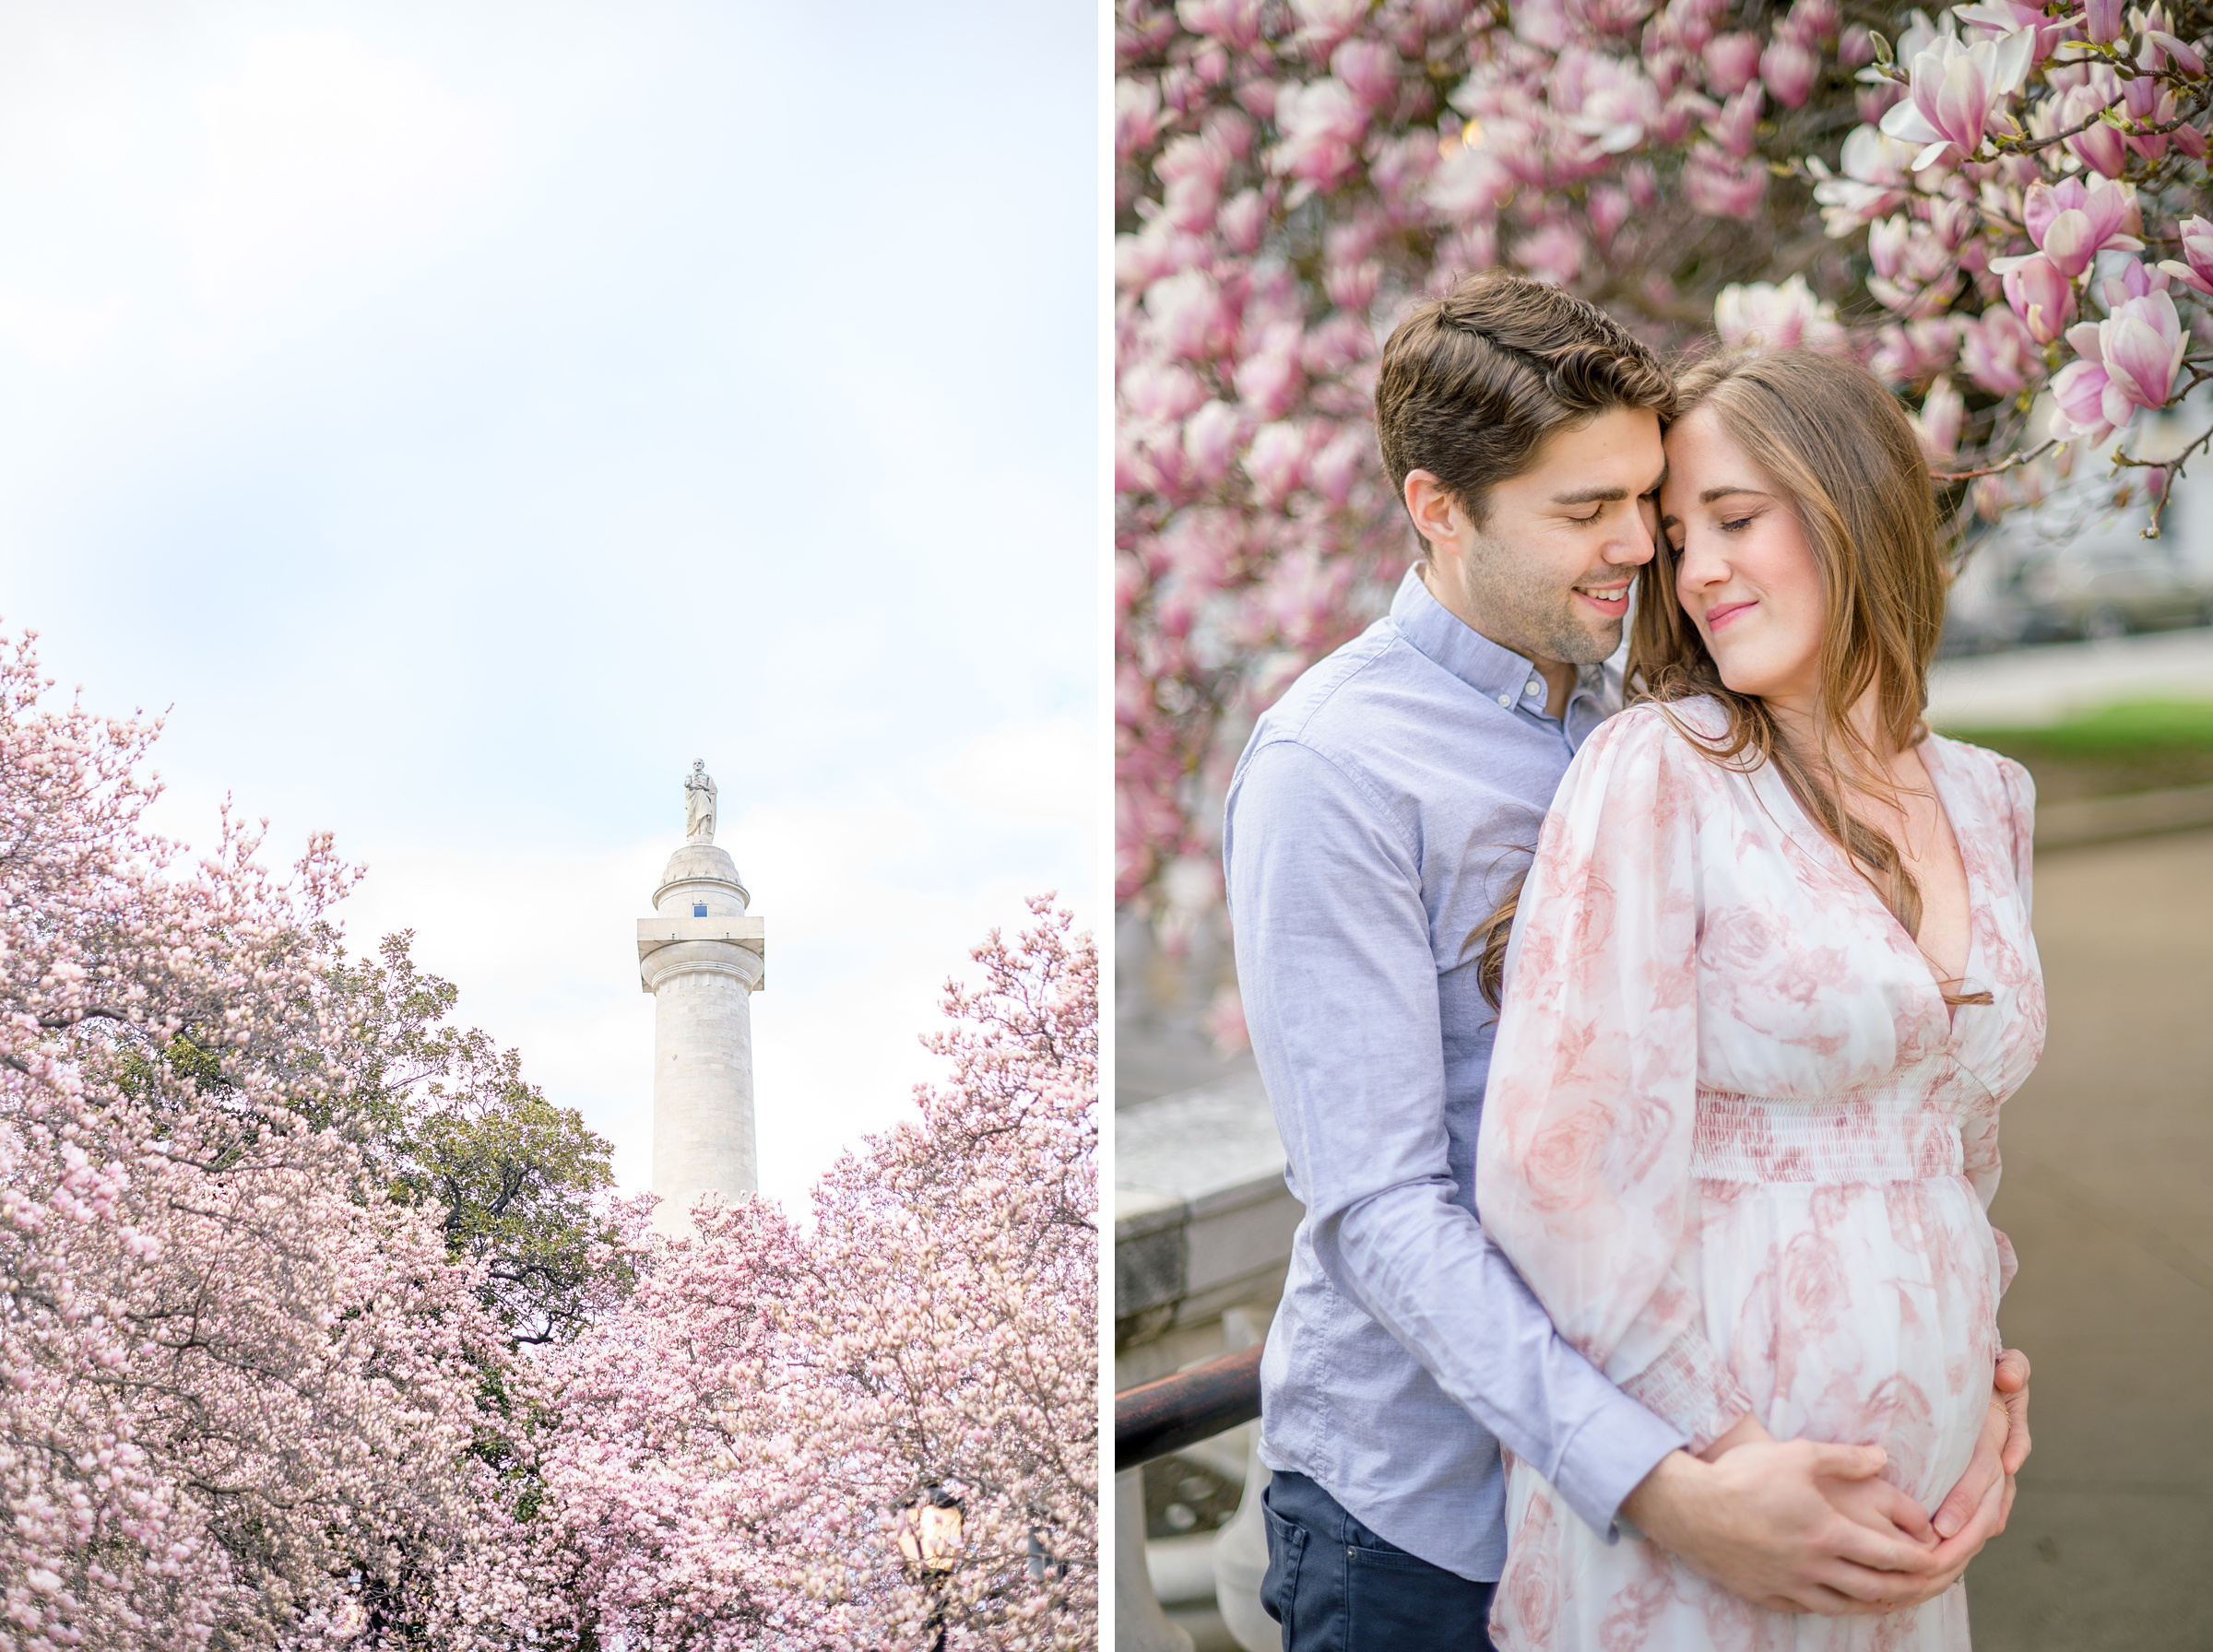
[182,29,510,314]
[930,716,1095,832]
[0,285,129,369]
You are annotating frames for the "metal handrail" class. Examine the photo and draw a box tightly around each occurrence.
[1115,1344,1263,1472]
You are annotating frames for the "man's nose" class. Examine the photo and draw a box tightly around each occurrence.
[1606,513,1657,566]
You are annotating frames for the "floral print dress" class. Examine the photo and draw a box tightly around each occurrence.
[1476,697,2044,1650]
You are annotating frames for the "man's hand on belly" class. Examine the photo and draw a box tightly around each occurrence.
[1620,1418,1949,1615]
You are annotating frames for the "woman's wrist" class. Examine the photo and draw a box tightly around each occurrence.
[1697,1411,1775,1463]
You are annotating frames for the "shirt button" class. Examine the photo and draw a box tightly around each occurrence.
[1497,692,1513,707]
[1524,678,1543,698]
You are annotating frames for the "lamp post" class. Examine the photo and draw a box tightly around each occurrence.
[895,1485,964,1652]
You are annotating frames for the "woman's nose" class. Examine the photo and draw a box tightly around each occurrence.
[1675,530,1725,589]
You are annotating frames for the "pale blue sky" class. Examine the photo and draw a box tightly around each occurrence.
[0,1,1098,1204]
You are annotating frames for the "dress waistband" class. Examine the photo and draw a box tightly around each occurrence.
[1690,1092,1964,1183]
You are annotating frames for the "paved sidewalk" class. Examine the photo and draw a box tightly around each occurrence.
[1965,827,2213,1649]
[1929,627,2213,728]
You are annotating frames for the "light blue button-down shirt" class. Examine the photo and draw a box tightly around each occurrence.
[1223,567,1684,1582]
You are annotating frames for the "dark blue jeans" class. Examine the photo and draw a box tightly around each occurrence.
[1260,1471,1498,1652]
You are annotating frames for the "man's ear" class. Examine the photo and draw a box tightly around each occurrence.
[1402,469,1462,561]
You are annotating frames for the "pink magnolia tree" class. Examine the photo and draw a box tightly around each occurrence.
[0,631,551,1652]
[1117,0,2213,959]
[540,899,1098,1650]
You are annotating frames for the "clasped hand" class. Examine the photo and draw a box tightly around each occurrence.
[1619,1348,2030,1616]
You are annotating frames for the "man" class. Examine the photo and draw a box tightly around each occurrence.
[1222,270,2030,1648]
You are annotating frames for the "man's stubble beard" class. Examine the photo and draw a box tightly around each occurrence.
[1455,529,1623,667]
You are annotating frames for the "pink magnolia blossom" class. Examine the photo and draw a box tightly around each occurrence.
[1871,316,1962,384]
[1959,304,2040,395]
[2097,252,2171,310]
[1118,79,1164,159]
[2158,214,2213,296]
[1514,220,1586,285]
[1879,26,2036,169]
[1913,375,1967,460]
[1233,321,1306,417]
[2146,30,2205,77]
[1177,0,1264,51]
[1587,182,1632,246]
[2057,84,2128,177]
[2001,251,2077,343]
[1714,276,1845,351]
[2021,176,2138,256]
[1552,51,1662,155]
[1810,126,1916,233]
[1115,0,2213,925]
[1704,31,1763,95]
[541,903,1098,1651]
[1427,141,1515,219]
[0,631,558,1652]
[1708,83,1766,157]
[1184,400,1244,486]
[2085,0,2125,45]
[2047,356,2121,444]
[1122,359,1208,421]
[1291,0,1372,53]
[1685,142,1768,215]
[1244,419,1308,506]
[1955,0,2071,62]
[1331,39,1402,110]
[1159,133,1230,231]
[1272,77,1370,187]
[1309,426,1371,507]
[1144,267,1232,360]
[1868,212,1912,279]
[2072,288,2187,412]
[1218,185,1269,251]
[1760,39,1818,107]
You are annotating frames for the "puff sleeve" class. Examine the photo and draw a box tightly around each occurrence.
[1475,707,1751,1452]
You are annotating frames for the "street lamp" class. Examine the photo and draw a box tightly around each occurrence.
[895,1485,964,1651]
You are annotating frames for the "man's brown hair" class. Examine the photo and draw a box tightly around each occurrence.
[1375,270,1675,543]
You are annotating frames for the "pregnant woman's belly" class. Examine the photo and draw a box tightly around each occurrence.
[1686,1169,2002,1507]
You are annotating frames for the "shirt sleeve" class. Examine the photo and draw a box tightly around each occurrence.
[1225,737,1684,1537]
[1475,708,1753,1453]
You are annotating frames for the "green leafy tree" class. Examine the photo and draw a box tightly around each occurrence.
[321,930,639,1348]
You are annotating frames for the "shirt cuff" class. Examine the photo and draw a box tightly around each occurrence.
[1618,1325,1753,1454]
[1545,1389,1686,1543]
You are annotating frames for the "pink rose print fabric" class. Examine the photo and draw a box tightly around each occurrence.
[1476,698,2044,1649]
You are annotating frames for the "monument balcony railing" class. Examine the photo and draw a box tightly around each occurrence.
[1116,1344,1262,1474]
[1116,1060,1295,1652]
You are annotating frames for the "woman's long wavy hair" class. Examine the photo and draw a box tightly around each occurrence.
[1476,348,1973,1008]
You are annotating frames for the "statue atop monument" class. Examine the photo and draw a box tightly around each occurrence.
[684,760,717,842]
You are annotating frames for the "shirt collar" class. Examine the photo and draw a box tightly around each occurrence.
[1390,564,1555,707]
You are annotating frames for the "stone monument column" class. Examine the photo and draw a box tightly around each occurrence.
[638,761,764,1236]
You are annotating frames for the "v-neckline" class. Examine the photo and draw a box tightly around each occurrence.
[1762,734,1984,1021]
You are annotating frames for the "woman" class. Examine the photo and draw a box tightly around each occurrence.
[1475,348,2044,1648]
